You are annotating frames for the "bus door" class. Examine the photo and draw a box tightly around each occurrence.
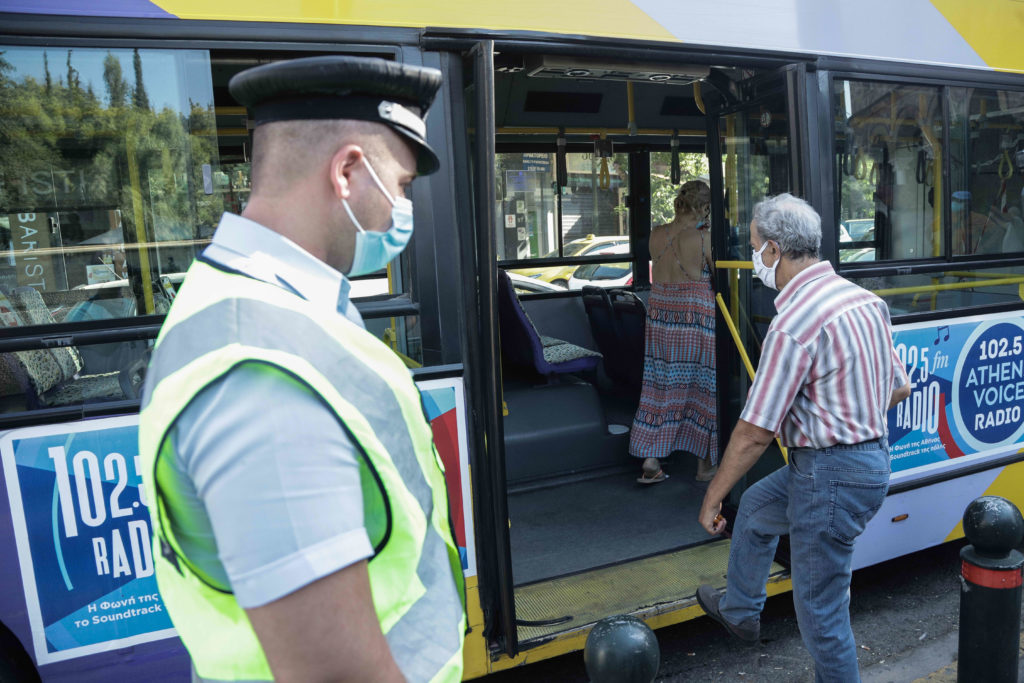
[457,40,519,659]
[706,64,810,503]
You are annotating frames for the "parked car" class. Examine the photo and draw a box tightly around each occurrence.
[506,270,565,294]
[841,218,875,243]
[508,234,629,288]
[566,243,634,290]
[839,247,877,263]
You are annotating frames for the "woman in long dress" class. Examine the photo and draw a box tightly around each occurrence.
[631,180,718,483]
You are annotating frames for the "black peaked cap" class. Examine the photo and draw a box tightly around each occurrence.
[229,56,443,175]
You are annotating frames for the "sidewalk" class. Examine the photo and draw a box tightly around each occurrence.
[862,629,1024,683]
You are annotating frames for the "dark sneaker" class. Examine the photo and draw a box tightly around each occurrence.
[695,585,760,644]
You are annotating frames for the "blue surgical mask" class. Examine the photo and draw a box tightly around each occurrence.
[751,240,778,290]
[341,157,413,277]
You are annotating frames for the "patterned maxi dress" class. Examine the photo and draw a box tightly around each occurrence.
[629,235,718,465]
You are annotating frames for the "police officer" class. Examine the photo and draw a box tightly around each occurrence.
[138,56,465,682]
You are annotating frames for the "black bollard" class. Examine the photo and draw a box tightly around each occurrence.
[583,615,660,683]
[957,495,1024,683]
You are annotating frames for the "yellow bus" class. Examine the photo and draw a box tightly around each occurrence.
[1,1,1023,679]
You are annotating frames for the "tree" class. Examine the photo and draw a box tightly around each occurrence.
[43,51,51,94]
[102,52,128,108]
[650,151,710,225]
[65,50,78,91]
[132,49,150,111]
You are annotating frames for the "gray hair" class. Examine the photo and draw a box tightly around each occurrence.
[751,193,821,258]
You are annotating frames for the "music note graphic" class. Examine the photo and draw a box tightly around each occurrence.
[934,324,949,345]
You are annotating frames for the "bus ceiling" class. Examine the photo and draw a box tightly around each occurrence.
[493,54,753,139]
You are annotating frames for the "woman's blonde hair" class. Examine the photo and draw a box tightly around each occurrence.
[673,179,711,224]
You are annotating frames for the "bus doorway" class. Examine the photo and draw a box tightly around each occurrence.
[465,47,809,657]
[708,65,807,510]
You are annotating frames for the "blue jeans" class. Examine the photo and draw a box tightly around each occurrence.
[719,438,890,683]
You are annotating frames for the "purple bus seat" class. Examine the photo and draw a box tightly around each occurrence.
[496,269,601,377]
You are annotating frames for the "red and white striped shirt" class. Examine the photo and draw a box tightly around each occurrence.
[740,261,909,449]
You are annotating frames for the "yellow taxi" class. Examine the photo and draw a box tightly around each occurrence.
[507,234,629,288]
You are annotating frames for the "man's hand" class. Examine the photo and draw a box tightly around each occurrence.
[699,498,727,535]
[888,382,911,410]
[696,419,774,536]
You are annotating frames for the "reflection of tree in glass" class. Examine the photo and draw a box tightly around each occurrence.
[650,152,709,225]
[0,49,223,244]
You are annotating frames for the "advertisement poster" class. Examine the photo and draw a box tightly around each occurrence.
[0,416,175,665]
[0,378,475,667]
[888,311,1024,476]
[419,377,476,578]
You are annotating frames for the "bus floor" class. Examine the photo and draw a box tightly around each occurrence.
[508,453,716,586]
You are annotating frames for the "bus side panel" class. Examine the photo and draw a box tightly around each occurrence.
[0,417,189,681]
[415,376,489,679]
[854,310,1024,569]
[888,311,1024,477]
[852,464,1004,570]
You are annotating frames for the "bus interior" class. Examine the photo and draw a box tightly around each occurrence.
[484,49,793,645]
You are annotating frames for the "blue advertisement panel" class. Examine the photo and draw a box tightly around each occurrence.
[888,311,1024,475]
[0,416,176,665]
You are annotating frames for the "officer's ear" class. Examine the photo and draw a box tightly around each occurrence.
[330,144,364,201]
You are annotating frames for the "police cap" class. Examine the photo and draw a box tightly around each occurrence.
[229,56,443,175]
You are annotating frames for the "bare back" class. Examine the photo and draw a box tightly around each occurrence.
[650,222,713,284]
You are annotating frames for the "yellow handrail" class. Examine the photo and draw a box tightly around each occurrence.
[877,275,1024,298]
[716,260,753,270]
[715,292,789,463]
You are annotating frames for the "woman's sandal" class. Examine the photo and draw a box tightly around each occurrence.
[637,457,669,484]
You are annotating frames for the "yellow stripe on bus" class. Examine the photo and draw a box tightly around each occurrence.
[930,0,1024,73]
[153,0,676,42]
[943,454,1024,543]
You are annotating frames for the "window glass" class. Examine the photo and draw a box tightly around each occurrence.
[722,94,790,262]
[849,264,1024,316]
[495,152,559,261]
[950,87,1024,256]
[834,80,942,261]
[496,151,629,263]
[362,314,423,367]
[0,46,219,318]
[649,151,709,226]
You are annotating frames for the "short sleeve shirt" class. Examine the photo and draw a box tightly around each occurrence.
[162,213,372,608]
[740,261,910,449]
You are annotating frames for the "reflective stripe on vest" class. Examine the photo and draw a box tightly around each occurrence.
[140,263,464,682]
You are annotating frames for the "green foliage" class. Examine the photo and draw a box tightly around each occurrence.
[650,151,709,225]
[0,50,223,240]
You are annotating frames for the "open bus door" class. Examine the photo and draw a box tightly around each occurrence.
[460,40,520,659]
[705,62,813,522]
[459,46,820,671]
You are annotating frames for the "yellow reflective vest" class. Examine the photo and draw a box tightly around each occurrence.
[139,259,465,682]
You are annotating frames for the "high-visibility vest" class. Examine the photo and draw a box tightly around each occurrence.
[139,258,466,682]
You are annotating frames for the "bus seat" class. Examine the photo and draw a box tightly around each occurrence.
[496,269,601,377]
[581,286,646,393]
[581,285,623,378]
[609,288,646,391]
[10,287,84,379]
[0,287,142,409]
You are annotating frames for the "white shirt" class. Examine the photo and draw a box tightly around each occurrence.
[164,213,373,608]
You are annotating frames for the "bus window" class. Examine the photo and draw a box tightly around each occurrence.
[950,86,1024,257]
[650,151,709,227]
[0,46,219,314]
[833,80,943,262]
[848,262,1024,316]
[500,150,630,288]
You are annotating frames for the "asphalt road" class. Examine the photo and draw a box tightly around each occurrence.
[487,539,1024,682]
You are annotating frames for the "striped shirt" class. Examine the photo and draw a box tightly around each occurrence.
[740,261,909,449]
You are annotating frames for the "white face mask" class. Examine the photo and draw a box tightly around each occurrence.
[751,240,778,290]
